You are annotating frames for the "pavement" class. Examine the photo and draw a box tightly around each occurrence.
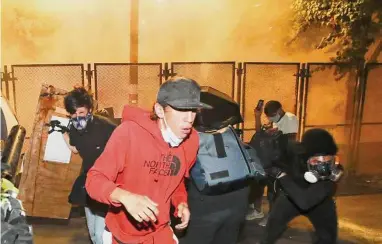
[336,174,382,196]
[30,194,382,244]
[238,193,382,244]
[335,194,382,243]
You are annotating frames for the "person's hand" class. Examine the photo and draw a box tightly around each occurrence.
[254,108,263,118]
[118,191,159,223]
[62,132,78,153]
[265,127,279,135]
[175,202,190,230]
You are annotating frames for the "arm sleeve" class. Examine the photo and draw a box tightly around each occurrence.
[171,178,187,211]
[85,124,128,207]
[285,116,299,134]
[105,120,117,140]
[68,129,77,147]
[279,175,336,210]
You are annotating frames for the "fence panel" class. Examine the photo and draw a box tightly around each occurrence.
[94,63,162,118]
[302,63,358,167]
[171,62,236,100]
[242,63,300,142]
[356,63,382,175]
[11,64,84,136]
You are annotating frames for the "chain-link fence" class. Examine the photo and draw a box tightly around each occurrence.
[242,63,300,142]
[301,63,358,168]
[11,64,84,136]
[355,63,382,175]
[94,63,162,118]
[171,62,236,100]
[2,61,382,178]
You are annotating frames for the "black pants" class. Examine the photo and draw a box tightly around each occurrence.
[260,194,338,244]
[180,185,249,244]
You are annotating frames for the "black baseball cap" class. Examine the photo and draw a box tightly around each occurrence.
[157,77,212,109]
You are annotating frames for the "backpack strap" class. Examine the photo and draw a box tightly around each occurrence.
[213,133,227,158]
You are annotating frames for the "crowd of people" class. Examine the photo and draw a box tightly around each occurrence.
[62,77,344,244]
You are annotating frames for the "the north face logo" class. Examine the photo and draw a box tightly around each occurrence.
[169,155,181,176]
[144,154,181,176]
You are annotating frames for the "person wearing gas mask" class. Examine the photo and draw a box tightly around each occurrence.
[259,128,344,244]
[63,87,117,244]
[247,100,298,225]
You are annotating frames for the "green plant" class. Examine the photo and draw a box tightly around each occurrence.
[291,0,382,64]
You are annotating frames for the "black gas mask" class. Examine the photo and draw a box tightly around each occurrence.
[304,155,343,183]
[70,113,93,131]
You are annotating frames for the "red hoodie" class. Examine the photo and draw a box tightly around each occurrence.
[86,106,199,243]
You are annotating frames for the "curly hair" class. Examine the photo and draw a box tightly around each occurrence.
[286,128,338,178]
[64,87,94,114]
[301,128,338,158]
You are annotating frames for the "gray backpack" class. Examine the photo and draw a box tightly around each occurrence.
[190,126,265,195]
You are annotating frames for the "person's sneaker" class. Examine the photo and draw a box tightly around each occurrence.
[258,215,269,227]
[245,208,264,221]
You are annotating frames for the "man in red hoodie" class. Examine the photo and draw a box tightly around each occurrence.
[86,77,212,244]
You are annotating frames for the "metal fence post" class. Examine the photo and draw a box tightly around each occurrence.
[84,63,93,91]
[161,63,177,81]
[1,65,18,112]
[235,63,244,136]
[2,65,11,99]
[295,63,310,140]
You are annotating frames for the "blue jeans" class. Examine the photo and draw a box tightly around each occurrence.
[84,206,105,244]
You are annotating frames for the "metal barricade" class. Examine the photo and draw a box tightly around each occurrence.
[94,63,162,118]
[301,63,358,167]
[242,62,300,142]
[11,64,84,136]
[171,62,236,99]
[355,63,382,175]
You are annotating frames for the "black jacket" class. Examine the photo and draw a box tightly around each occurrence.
[68,115,117,211]
[278,142,336,211]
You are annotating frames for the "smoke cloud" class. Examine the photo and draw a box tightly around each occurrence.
[2,0,338,64]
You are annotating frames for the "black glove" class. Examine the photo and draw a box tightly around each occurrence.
[46,120,69,134]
